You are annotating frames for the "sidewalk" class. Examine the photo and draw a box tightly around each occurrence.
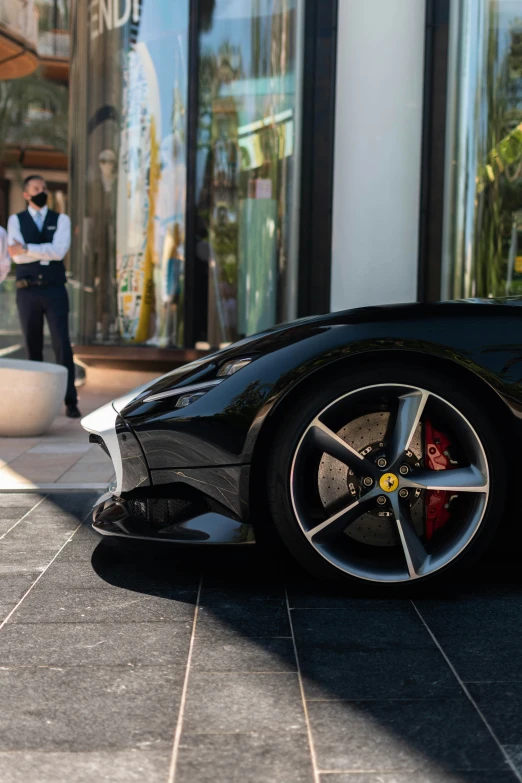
[0,366,157,493]
[0,494,520,783]
[0,388,115,492]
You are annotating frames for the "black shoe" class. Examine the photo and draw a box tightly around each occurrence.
[66,404,82,419]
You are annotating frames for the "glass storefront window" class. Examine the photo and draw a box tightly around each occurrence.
[0,43,69,348]
[36,0,70,57]
[71,0,189,346]
[36,0,69,30]
[442,0,522,299]
[193,0,303,347]
[71,0,303,348]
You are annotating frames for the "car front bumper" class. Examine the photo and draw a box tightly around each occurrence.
[81,403,255,545]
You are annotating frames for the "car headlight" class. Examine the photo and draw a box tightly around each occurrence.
[217,358,253,377]
[175,391,207,408]
[144,379,222,404]
[142,358,253,407]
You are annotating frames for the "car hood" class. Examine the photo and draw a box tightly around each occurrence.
[112,298,522,415]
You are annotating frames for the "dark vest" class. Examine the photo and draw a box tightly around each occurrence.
[15,209,66,285]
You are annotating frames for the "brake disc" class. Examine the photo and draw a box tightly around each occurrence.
[317,411,424,547]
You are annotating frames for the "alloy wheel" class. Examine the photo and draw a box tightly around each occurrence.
[289,384,490,583]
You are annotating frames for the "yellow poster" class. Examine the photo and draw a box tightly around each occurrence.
[116,42,161,342]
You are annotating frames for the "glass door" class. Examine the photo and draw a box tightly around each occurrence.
[191,0,304,348]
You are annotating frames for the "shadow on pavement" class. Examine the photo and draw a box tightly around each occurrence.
[87,522,522,782]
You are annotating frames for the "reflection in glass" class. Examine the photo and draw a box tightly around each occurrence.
[35,0,69,30]
[442,0,522,299]
[194,0,303,347]
[36,0,70,56]
[71,0,188,346]
[0,12,69,343]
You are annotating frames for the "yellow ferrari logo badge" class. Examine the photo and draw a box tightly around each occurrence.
[379,473,399,493]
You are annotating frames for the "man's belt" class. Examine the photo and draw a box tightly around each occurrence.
[16,278,50,289]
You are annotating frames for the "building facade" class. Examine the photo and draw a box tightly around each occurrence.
[2,0,520,363]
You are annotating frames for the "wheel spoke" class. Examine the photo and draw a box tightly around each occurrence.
[388,390,429,467]
[390,494,428,579]
[309,420,378,478]
[401,465,488,493]
[306,488,379,542]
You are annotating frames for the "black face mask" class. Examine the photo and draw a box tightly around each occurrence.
[30,192,48,208]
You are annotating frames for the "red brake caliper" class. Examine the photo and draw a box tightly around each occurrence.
[424,420,451,541]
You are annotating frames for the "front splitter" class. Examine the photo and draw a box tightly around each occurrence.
[92,495,255,545]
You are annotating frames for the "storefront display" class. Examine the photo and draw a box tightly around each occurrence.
[70,0,303,349]
[193,0,302,346]
[70,0,189,346]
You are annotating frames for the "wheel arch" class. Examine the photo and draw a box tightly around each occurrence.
[247,347,518,529]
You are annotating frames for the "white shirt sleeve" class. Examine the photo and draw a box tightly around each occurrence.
[25,213,71,262]
[0,228,10,284]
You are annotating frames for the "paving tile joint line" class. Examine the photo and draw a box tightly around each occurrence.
[410,599,522,783]
[167,574,203,783]
[0,501,94,634]
[284,584,321,783]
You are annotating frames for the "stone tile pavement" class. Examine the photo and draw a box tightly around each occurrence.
[0,362,159,492]
[1,493,522,782]
[0,386,115,492]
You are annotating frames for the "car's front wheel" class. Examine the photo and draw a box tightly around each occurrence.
[267,363,508,588]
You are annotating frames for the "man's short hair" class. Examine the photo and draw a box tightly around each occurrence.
[23,174,46,189]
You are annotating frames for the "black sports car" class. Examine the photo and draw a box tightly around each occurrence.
[82,300,522,588]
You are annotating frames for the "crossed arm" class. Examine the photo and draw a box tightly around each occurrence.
[7,213,71,263]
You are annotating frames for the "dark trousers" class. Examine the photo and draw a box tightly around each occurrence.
[16,285,77,406]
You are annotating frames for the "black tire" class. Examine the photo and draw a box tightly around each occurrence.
[267,362,509,589]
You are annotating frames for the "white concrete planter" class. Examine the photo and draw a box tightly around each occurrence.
[0,359,67,437]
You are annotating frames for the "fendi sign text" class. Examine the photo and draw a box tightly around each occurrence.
[90,0,140,39]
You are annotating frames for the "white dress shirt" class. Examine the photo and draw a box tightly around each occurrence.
[0,226,10,284]
[7,206,71,266]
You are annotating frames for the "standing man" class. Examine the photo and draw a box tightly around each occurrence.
[7,175,81,418]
